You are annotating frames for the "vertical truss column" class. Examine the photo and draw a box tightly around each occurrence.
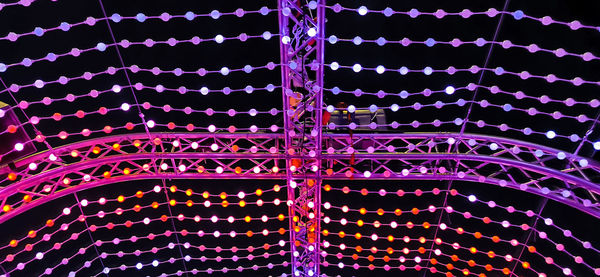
[278,0,325,276]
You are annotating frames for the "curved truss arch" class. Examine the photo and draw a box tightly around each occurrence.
[1,132,599,224]
[1,1,600,276]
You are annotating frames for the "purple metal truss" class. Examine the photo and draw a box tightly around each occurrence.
[0,1,599,276]
[1,132,599,224]
[278,0,325,275]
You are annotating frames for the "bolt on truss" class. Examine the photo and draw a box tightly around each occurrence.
[278,0,325,276]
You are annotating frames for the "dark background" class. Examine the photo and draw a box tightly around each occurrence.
[0,0,599,276]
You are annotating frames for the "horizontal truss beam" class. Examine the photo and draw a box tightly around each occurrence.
[0,132,598,223]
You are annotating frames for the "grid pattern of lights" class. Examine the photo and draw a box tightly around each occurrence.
[0,182,290,276]
[321,182,600,276]
[0,1,599,277]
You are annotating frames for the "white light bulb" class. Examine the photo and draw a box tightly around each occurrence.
[146,120,155,128]
[220,67,229,75]
[468,195,477,202]
[330,62,339,70]
[358,6,368,15]
[14,143,24,151]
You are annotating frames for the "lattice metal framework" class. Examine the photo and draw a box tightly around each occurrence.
[0,1,599,277]
[278,0,325,275]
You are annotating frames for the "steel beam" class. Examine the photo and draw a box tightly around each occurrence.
[278,0,325,275]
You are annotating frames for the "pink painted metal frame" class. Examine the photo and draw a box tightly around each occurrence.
[1,1,600,275]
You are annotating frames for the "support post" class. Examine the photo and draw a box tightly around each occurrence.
[278,0,325,276]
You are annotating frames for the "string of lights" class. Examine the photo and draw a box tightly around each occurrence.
[324,35,599,62]
[1,1,599,276]
[325,3,600,32]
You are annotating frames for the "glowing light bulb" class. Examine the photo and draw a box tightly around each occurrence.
[445,86,455,95]
[358,6,368,15]
[14,143,24,151]
[220,67,230,75]
[120,103,130,111]
[352,64,362,72]
[424,66,433,75]
[146,120,155,128]
[172,140,180,147]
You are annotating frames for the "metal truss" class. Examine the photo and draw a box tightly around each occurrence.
[2,2,599,276]
[0,133,285,223]
[278,0,325,276]
[321,133,600,218]
[1,132,599,222]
